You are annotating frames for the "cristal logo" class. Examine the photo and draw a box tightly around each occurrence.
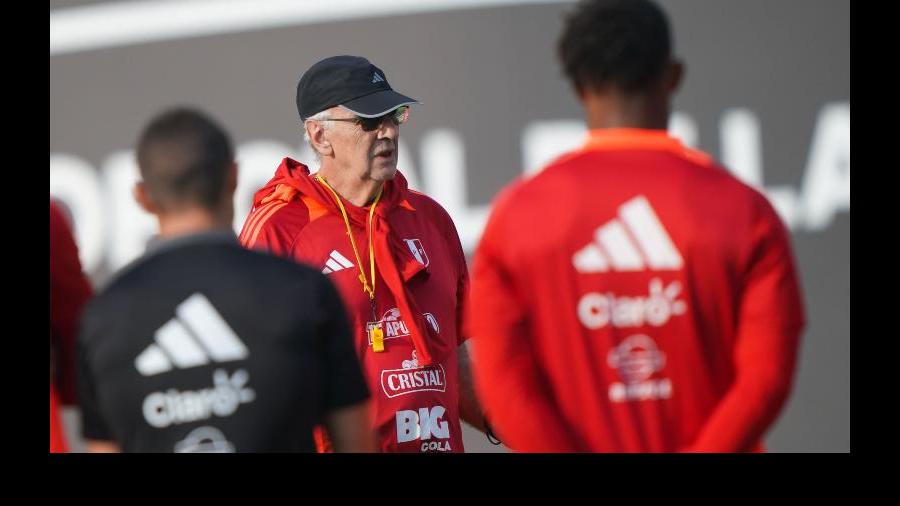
[577,278,687,329]
[366,308,440,345]
[606,335,672,403]
[381,350,447,398]
[396,405,452,452]
[142,369,255,428]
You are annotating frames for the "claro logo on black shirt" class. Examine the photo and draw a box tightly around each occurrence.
[142,369,255,428]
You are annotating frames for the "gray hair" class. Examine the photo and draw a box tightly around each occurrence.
[303,110,332,162]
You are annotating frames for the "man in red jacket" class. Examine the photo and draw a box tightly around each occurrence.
[468,0,806,452]
[240,55,485,452]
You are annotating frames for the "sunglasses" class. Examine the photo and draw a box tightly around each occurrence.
[321,105,410,132]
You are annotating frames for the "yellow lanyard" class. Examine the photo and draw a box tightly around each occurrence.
[316,176,386,352]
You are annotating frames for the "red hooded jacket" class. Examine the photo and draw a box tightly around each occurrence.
[469,129,805,452]
[50,200,93,405]
[240,159,468,453]
[50,200,94,452]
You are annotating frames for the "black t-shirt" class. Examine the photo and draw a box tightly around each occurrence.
[77,231,369,452]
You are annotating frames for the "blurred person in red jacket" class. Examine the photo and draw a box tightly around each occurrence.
[468,0,806,452]
[50,200,94,452]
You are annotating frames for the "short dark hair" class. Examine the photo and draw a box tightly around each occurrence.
[557,0,672,93]
[136,107,234,212]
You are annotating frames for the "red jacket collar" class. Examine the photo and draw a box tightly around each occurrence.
[252,158,412,225]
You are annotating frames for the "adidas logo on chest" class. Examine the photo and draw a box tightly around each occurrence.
[321,250,355,274]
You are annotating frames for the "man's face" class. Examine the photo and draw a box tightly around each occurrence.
[321,106,400,182]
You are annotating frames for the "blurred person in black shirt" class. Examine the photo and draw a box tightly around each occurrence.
[77,107,374,452]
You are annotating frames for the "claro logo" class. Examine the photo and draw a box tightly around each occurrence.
[142,369,255,428]
[578,278,687,330]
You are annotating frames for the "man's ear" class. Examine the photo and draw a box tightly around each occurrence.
[307,120,333,157]
[133,181,157,215]
[574,82,587,102]
[226,162,238,194]
[664,59,684,95]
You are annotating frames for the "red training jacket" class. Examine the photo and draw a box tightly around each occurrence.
[469,129,805,452]
[240,159,468,453]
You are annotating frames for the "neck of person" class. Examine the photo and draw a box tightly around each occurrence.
[581,88,670,131]
[157,206,234,240]
[317,165,384,207]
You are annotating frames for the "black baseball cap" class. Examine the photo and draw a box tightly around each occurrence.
[296,55,419,120]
